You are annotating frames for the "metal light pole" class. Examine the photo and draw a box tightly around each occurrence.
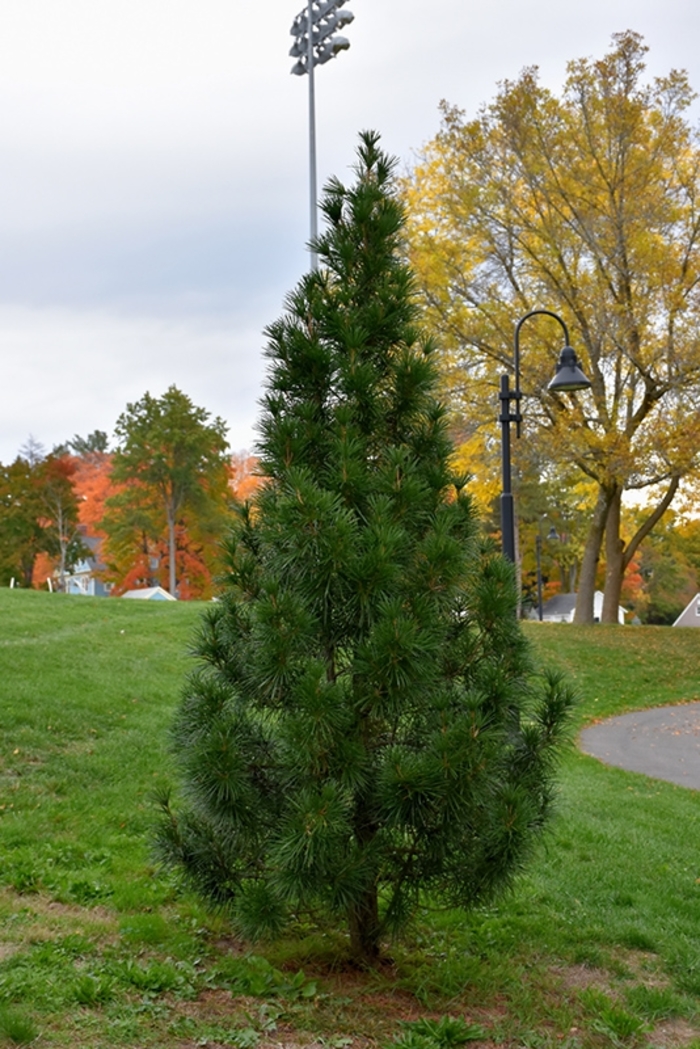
[500,309,591,565]
[290,0,354,270]
[535,520,559,621]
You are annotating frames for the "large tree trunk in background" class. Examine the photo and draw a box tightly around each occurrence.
[601,488,624,623]
[574,486,614,624]
[602,476,681,623]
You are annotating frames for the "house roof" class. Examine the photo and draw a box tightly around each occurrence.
[542,594,577,616]
[122,586,177,601]
[541,590,627,620]
[673,594,700,627]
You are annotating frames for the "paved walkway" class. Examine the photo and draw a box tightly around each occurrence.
[579,701,700,791]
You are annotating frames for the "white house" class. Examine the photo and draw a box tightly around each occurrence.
[122,586,176,601]
[63,535,111,597]
[540,590,626,624]
[673,594,700,627]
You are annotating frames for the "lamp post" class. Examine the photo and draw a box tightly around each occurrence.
[290,0,354,270]
[500,309,591,565]
[535,520,559,621]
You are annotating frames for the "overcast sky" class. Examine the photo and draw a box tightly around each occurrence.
[1,0,698,462]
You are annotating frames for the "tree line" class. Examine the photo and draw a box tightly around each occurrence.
[3,34,698,621]
[0,388,261,599]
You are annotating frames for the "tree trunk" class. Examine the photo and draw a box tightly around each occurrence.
[574,486,613,624]
[568,561,577,593]
[601,488,624,623]
[167,508,177,596]
[57,505,68,593]
[602,475,680,623]
[21,556,35,589]
[348,884,380,966]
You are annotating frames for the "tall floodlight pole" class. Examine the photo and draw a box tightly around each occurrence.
[290,0,354,269]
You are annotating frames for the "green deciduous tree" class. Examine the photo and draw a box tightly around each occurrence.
[0,457,47,586]
[106,387,230,596]
[404,32,700,623]
[0,450,86,589]
[155,133,575,965]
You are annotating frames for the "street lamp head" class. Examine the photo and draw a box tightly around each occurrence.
[548,345,592,393]
[546,524,559,541]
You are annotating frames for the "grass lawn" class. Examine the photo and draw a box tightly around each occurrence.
[1,590,700,1048]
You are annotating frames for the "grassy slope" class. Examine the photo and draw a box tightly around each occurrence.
[0,593,700,1047]
[524,621,700,726]
[0,589,199,905]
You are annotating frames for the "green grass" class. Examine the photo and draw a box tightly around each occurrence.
[1,591,700,1047]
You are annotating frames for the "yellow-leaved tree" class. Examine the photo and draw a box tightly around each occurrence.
[404,32,700,622]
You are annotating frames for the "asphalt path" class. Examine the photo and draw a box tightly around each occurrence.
[579,701,700,791]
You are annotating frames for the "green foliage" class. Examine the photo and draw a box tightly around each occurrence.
[579,988,650,1045]
[156,132,576,963]
[624,984,688,1022]
[212,955,317,1000]
[0,1006,38,1046]
[106,385,230,595]
[0,458,47,586]
[388,1016,487,1048]
[0,452,87,589]
[69,430,110,456]
[631,510,699,624]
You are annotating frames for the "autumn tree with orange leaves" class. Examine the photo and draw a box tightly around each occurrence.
[404,32,700,622]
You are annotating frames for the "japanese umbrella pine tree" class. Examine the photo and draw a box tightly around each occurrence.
[156,133,574,964]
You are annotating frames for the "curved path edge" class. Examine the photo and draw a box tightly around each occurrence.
[579,701,700,791]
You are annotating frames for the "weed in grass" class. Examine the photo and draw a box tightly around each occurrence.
[669,949,700,997]
[0,1006,38,1046]
[624,983,689,1022]
[212,954,318,1000]
[118,912,171,946]
[570,945,608,970]
[6,870,39,897]
[228,1027,261,1048]
[70,973,115,1006]
[388,1016,488,1047]
[64,879,113,906]
[589,1008,648,1044]
[117,957,197,998]
[617,927,658,952]
[579,987,649,1044]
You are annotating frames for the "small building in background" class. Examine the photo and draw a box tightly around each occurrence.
[122,586,176,601]
[540,590,626,625]
[672,594,700,627]
[63,534,111,597]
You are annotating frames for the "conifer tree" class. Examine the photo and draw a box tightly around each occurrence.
[156,132,574,964]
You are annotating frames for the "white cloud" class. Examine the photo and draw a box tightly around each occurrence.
[0,305,268,460]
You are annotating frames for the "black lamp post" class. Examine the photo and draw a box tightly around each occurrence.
[500,310,591,564]
[535,521,560,621]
